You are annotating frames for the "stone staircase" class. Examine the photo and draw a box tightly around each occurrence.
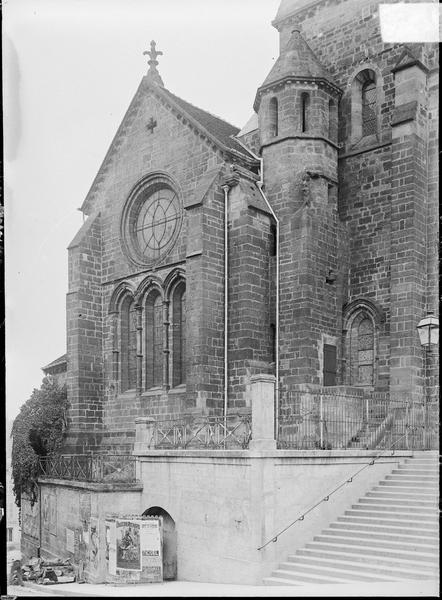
[264,453,439,585]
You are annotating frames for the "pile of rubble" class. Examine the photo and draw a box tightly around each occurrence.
[22,557,76,585]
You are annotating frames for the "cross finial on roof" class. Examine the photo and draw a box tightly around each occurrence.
[143,40,164,85]
[144,40,163,68]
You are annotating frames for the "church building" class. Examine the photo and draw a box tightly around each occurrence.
[25,0,438,586]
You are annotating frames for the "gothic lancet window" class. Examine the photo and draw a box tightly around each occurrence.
[361,80,377,137]
[350,68,379,144]
[301,92,310,132]
[120,296,137,392]
[269,97,278,137]
[346,311,376,386]
[357,317,374,385]
[172,282,186,387]
[145,291,163,389]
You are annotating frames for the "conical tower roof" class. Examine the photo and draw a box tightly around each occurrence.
[254,30,340,110]
[263,29,337,87]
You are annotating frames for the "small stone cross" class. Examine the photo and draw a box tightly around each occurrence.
[147,117,157,134]
[143,40,163,70]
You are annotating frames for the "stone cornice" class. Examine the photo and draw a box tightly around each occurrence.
[261,133,340,152]
[254,75,342,112]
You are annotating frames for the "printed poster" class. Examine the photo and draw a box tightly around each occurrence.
[89,517,99,570]
[66,528,75,553]
[116,520,141,571]
[141,519,163,582]
[107,521,117,576]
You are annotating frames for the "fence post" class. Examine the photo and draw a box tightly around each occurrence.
[134,417,157,454]
[320,392,324,449]
[249,374,276,450]
[405,402,409,450]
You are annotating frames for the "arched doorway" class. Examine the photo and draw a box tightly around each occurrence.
[143,506,177,580]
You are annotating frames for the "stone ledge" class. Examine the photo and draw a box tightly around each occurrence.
[37,478,143,492]
[134,448,415,460]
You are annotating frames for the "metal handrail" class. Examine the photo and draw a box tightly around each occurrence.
[257,427,421,551]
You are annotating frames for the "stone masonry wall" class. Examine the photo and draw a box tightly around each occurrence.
[64,213,103,453]
[274,0,438,394]
[228,182,273,409]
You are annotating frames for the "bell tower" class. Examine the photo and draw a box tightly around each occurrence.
[254,29,344,390]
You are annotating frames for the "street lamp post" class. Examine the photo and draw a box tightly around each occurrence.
[416,311,439,449]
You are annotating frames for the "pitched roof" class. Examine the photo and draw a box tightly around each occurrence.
[160,88,256,160]
[42,353,67,372]
[80,79,257,214]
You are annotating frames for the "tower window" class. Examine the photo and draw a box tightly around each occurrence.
[301,93,310,133]
[269,97,278,137]
[350,69,378,144]
[362,80,377,137]
[323,344,337,386]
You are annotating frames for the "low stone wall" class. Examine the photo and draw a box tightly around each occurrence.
[135,447,414,584]
[23,480,143,584]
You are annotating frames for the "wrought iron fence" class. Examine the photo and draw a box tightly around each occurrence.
[278,389,439,450]
[38,454,137,482]
[150,413,252,449]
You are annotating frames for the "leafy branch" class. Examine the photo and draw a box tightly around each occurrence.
[11,377,68,507]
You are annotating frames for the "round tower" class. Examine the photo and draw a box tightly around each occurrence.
[254,29,344,390]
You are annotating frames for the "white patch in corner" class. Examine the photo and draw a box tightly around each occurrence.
[379,3,440,43]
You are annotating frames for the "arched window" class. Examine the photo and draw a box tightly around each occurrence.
[269,97,278,137]
[347,311,375,386]
[362,80,377,137]
[350,68,378,144]
[301,92,310,133]
[357,318,374,385]
[120,296,137,392]
[145,291,163,389]
[172,282,186,387]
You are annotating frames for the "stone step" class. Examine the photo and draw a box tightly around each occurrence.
[294,547,438,571]
[276,562,396,583]
[351,504,437,519]
[263,576,302,586]
[396,467,439,475]
[313,533,437,552]
[322,527,438,546]
[338,515,437,529]
[285,555,437,580]
[366,490,439,502]
[374,483,437,494]
[330,521,439,537]
[345,508,438,521]
[268,568,352,585]
[387,472,438,480]
[305,541,439,563]
[360,496,438,508]
[379,475,438,490]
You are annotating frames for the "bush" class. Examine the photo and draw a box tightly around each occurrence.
[11,377,68,507]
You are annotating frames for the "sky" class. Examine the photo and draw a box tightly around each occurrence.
[3,0,282,419]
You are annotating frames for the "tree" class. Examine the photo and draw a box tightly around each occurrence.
[11,377,68,507]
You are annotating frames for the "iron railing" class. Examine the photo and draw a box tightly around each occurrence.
[150,413,252,449]
[278,389,439,450]
[38,454,137,482]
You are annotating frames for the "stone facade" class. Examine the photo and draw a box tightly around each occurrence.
[56,0,437,455]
